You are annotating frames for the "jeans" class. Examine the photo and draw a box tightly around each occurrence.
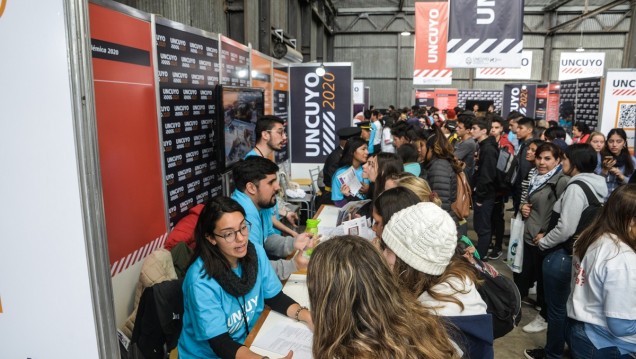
[543,248,572,359]
[490,196,505,251]
[473,197,495,258]
[566,318,632,359]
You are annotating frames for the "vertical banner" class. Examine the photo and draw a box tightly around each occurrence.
[601,70,636,148]
[155,19,224,227]
[90,3,167,266]
[220,35,251,87]
[576,77,602,130]
[414,2,452,85]
[503,84,537,119]
[415,89,436,107]
[559,52,605,81]
[435,88,459,110]
[546,82,561,123]
[273,62,290,164]
[476,51,533,79]
[353,80,365,104]
[447,0,524,68]
[289,64,352,164]
[535,84,548,120]
[251,51,273,115]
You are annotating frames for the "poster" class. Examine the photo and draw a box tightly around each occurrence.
[535,84,548,120]
[155,20,224,227]
[415,89,435,107]
[503,83,537,119]
[601,70,636,148]
[575,77,602,131]
[353,80,365,104]
[289,64,352,164]
[457,89,503,113]
[447,0,524,68]
[546,82,561,123]
[434,88,459,110]
[559,52,605,81]
[413,2,452,85]
[273,62,290,164]
[476,51,533,79]
[251,50,273,115]
[220,35,251,87]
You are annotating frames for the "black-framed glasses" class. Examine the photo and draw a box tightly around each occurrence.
[213,220,251,242]
[267,128,287,136]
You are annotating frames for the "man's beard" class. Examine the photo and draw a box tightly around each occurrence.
[258,196,277,209]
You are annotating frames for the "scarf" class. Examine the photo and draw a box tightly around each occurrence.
[528,164,562,196]
[212,241,258,297]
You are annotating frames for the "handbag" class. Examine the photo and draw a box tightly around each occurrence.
[506,213,525,273]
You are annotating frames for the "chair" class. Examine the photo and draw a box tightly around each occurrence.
[279,172,315,220]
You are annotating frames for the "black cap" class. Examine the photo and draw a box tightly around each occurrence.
[337,126,361,140]
[356,120,371,130]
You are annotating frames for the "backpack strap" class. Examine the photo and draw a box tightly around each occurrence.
[569,180,601,207]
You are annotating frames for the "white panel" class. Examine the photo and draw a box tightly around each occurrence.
[0,1,100,358]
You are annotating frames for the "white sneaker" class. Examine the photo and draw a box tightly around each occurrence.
[523,314,548,333]
[529,283,537,295]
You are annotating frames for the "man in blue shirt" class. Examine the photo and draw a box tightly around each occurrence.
[231,156,314,280]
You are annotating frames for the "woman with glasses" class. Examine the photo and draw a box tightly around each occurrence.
[178,196,313,359]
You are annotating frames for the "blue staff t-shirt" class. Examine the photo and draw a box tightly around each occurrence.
[331,166,369,201]
[178,244,282,359]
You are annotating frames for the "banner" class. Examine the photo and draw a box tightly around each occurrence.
[415,89,435,107]
[435,88,459,110]
[251,50,273,115]
[503,84,536,119]
[273,62,289,164]
[535,84,548,120]
[220,35,250,87]
[601,70,636,148]
[546,82,560,123]
[447,0,523,68]
[289,64,352,163]
[353,80,364,104]
[476,51,532,79]
[559,52,605,81]
[414,2,452,85]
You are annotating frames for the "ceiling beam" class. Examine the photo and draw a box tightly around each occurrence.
[547,0,629,34]
[543,0,573,12]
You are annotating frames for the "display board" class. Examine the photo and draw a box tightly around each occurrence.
[475,51,532,80]
[415,89,436,107]
[273,62,290,164]
[353,80,365,104]
[289,63,353,164]
[220,35,251,88]
[546,82,561,123]
[457,89,503,112]
[559,52,605,81]
[601,69,636,148]
[503,83,537,119]
[155,19,224,227]
[414,1,452,85]
[560,77,602,131]
[535,84,548,120]
[222,87,265,166]
[251,50,273,115]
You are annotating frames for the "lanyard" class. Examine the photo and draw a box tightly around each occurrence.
[238,296,249,336]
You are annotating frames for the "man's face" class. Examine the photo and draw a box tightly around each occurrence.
[392,135,407,148]
[361,129,371,141]
[255,173,280,209]
[471,125,487,141]
[456,122,467,137]
[509,120,518,132]
[515,124,533,141]
[265,123,287,151]
[490,122,504,138]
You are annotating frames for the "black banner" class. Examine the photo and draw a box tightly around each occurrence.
[273,65,289,164]
[156,23,224,227]
[220,36,250,88]
[560,77,602,131]
[91,38,151,66]
[503,83,536,119]
[289,65,352,164]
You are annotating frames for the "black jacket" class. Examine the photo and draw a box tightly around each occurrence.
[473,136,498,203]
[323,146,343,188]
[424,157,458,220]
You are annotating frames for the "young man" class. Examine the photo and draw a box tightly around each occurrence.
[231,156,315,280]
[507,111,523,151]
[357,119,374,154]
[371,110,383,155]
[390,121,415,149]
[471,117,499,259]
[512,117,536,214]
[455,114,478,183]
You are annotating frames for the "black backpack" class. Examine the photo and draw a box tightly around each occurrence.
[474,262,522,338]
[495,148,518,193]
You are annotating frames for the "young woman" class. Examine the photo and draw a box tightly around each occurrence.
[380,202,493,359]
[331,137,370,207]
[572,121,591,144]
[566,184,636,358]
[178,197,312,359]
[307,235,459,359]
[517,143,569,335]
[362,152,403,200]
[371,187,422,244]
[397,143,421,177]
[601,128,636,199]
[589,131,605,174]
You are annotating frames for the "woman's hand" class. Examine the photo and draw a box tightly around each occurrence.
[359,183,370,195]
[533,232,544,245]
[281,351,294,358]
[293,232,313,251]
[341,183,351,196]
[520,203,532,218]
[603,157,617,170]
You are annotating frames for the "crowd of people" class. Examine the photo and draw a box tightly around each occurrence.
[173,107,636,359]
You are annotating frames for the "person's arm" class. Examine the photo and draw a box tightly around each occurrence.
[209,334,293,359]
[473,146,497,204]
[537,185,587,250]
[272,216,299,237]
[264,291,313,331]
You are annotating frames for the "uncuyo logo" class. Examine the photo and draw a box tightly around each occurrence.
[0,0,7,18]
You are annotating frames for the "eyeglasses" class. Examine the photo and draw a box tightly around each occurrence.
[213,221,251,242]
[267,129,287,136]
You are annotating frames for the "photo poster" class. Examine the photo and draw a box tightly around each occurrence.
[546,82,561,123]
[575,77,602,131]
[273,62,290,164]
[535,84,548,120]
[434,88,459,110]
[415,89,436,107]
[289,64,353,164]
[413,1,452,85]
[155,20,224,227]
[90,3,167,265]
[220,35,251,88]
[222,87,265,167]
[502,83,537,119]
[601,70,636,150]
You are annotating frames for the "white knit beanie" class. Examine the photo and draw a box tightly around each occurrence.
[382,202,457,275]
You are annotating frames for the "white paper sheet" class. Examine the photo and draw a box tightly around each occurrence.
[251,323,313,359]
[336,166,362,195]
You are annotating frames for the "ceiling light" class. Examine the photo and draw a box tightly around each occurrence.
[576,47,585,52]
[401,31,411,36]
[316,64,326,77]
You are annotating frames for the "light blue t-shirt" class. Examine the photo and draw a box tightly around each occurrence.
[404,162,421,177]
[178,244,282,359]
[331,166,369,201]
[243,149,282,235]
[231,190,276,247]
[368,123,377,154]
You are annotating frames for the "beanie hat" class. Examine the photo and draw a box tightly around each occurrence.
[382,202,457,275]
[446,108,457,119]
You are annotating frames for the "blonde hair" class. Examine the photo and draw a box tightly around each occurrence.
[589,131,605,142]
[393,174,443,207]
[308,236,459,359]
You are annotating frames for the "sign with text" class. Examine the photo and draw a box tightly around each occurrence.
[251,50,273,115]
[415,89,435,107]
[559,52,605,81]
[353,80,364,104]
[503,83,537,119]
[447,0,524,68]
[535,84,548,120]
[220,35,250,87]
[414,2,452,85]
[546,82,561,123]
[289,64,352,163]
[601,70,636,147]
[273,62,290,164]
[476,51,532,79]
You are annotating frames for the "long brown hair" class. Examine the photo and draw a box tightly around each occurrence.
[427,127,464,174]
[574,184,636,259]
[308,236,459,359]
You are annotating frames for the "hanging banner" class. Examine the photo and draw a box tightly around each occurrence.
[535,84,548,120]
[220,35,250,87]
[476,51,532,79]
[414,2,452,85]
[251,50,273,115]
[435,88,459,110]
[503,84,537,119]
[289,64,352,164]
[559,52,605,81]
[601,70,636,148]
[546,82,561,123]
[273,62,289,164]
[415,89,436,107]
[353,80,364,104]
[447,0,523,68]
